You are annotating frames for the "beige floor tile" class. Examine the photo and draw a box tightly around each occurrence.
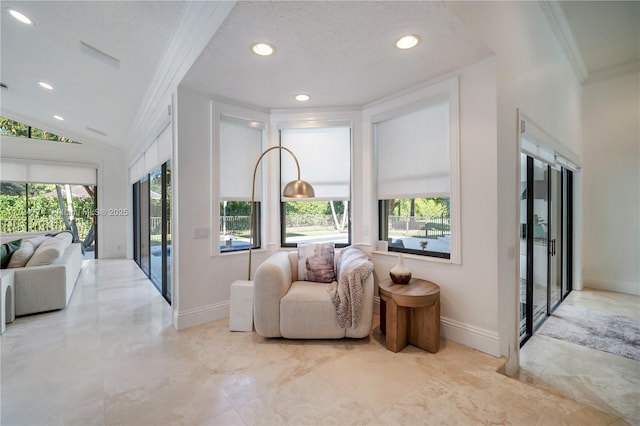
[1,260,634,426]
[518,288,640,426]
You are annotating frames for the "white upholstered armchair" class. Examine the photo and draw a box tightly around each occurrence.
[253,248,374,339]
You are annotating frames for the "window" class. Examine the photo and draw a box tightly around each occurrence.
[375,77,459,261]
[280,125,351,247]
[0,116,79,143]
[380,197,450,258]
[0,159,98,257]
[218,115,264,252]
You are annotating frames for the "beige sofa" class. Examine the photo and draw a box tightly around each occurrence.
[253,250,374,339]
[1,232,83,316]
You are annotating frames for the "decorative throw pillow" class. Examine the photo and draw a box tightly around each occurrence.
[297,242,336,283]
[1,239,22,269]
[25,238,66,267]
[7,240,36,268]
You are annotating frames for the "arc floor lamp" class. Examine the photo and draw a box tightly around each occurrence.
[247,145,315,280]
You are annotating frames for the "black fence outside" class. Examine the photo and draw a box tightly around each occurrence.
[388,214,450,239]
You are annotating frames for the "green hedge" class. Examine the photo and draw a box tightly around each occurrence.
[0,194,95,240]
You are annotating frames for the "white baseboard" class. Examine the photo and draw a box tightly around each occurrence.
[440,317,501,357]
[374,297,501,357]
[174,301,229,330]
[583,277,640,296]
[177,298,502,357]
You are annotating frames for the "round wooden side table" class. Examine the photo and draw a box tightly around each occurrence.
[379,277,440,353]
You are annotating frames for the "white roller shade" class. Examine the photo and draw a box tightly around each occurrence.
[1,159,96,185]
[280,126,350,201]
[520,132,580,172]
[555,154,579,172]
[0,161,28,182]
[219,116,263,201]
[129,158,145,184]
[144,141,159,174]
[157,124,172,164]
[520,132,539,158]
[376,100,449,199]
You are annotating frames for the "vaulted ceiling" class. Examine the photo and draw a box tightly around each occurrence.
[1,1,638,151]
[0,0,187,148]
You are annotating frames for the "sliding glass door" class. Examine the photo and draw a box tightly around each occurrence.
[531,157,549,331]
[549,167,563,312]
[520,152,573,346]
[562,170,573,300]
[133,161,171,303]
[139,177,151,277]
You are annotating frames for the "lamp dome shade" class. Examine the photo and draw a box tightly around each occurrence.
[282,180,315,198]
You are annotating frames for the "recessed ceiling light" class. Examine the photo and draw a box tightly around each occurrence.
[294,94,310,102]
[38,81,54,90]
[250,42,275,56]
[395,34,421,50]
[7,8,32,25]
[53,115,64,121]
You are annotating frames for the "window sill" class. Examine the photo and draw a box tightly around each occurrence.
[219,247,263,257]
[372,250,451,264]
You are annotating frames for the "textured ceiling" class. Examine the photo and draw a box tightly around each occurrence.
[180,1,493,110]
[1,1,638,151]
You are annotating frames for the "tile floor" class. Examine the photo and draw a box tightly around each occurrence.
[517,288,640,426]
[0,259,635,425]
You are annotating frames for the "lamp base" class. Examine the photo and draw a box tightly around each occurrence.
[229,280,254,332]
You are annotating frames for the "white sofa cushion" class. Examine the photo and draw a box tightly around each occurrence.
[7,235,49,268]
[52,232,73,247]
[280,281,346,339]
[8,240,35,268]
[14,243,83,316]
[25,237,67,267]
[27,235,47,250]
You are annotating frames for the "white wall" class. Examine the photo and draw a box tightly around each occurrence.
[172,59,502,357]
[367,58,500,355]
[173,86,365,329]
[450,1,584,374]
[0,136,128,258]
[170,3,587,371]
[582,72,640,296]
[173,87,258,328]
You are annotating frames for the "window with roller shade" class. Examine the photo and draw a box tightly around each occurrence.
[218,115,264,252]
[375,83,458,260]
[0,159,98,256]
[280,125,351,247]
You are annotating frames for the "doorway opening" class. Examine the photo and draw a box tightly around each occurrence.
[519,119,577,346]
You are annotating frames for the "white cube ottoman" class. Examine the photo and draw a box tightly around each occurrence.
[229,280,254,332]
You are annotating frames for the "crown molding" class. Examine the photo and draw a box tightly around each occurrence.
[126,1,236,161]
[539,1,588,84]
[584,60,640,85]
